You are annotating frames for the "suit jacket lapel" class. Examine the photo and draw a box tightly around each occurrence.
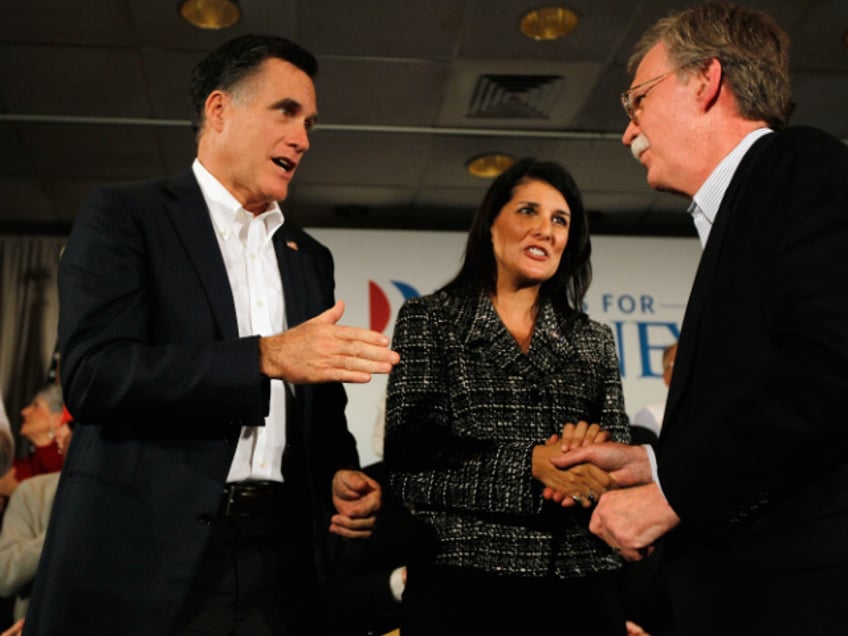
[163,169,240,340]
[458,292,576,382]
[663,177,742,436]
[663,135,776,438]
[273,226,321,459]
[274,227,309,329]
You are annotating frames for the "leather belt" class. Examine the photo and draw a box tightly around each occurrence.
[220,480,287,518]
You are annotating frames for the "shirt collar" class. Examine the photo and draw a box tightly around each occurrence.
[192,158,285,241]
[691,127,773,231]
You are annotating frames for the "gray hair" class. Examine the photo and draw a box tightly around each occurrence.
[36,383,64,414]
[628,1,793,129]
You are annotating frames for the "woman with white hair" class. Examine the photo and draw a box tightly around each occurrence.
[0,384,70,502]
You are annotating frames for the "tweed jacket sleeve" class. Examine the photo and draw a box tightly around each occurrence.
[385,290,629,520]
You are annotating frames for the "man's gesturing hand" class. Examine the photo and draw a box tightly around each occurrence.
[260,299,400,384]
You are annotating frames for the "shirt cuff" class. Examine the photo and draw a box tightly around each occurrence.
[389,566,406,602]
[643,443,666,500]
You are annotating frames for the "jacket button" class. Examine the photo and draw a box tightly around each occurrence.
[197,513,214,526]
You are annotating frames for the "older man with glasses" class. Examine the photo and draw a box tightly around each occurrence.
[547,2,848,635]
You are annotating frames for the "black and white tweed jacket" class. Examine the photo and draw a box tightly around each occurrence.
[385,289,630,579]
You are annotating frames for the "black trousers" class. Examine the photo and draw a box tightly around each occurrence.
[401,564,627,636]
[668,563,848,635]
[172,508,321,636]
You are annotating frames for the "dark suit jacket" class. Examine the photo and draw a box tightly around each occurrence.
[330,461,417,636]
[657,127,848,633]
[24,169,359,636]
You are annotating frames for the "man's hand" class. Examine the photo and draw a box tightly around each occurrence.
[626,620,651,636]
[532,436,614,508]
[1,619,24,636]
[545,442,654,503]
[330,469,382,539]
[589,482,680,562]
[260,299,400,384]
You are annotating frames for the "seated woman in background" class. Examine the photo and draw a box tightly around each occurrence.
[0,453,68,622]
[0,386,73,631]
[385,158,631,635]
[0,384,70,503]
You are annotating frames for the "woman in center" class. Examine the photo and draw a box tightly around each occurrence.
[384,158,630,635]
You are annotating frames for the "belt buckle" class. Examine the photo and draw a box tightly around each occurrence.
[222,481,278,518]
[223,483,241,518]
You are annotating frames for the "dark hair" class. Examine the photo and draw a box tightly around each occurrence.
[629,1,792,129]
[188,34,318,134]
[443,158,592,313]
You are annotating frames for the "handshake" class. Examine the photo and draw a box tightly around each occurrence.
[531,421,681,562]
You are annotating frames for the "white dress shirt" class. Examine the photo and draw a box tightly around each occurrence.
[688,127,773,247]
[650,127,774,492]
[632,401,666,438]
[192,158,287,483]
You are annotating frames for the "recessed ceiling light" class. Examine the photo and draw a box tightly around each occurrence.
[519,7,580,41]
[179,0,241,30]
[466,153,515,178]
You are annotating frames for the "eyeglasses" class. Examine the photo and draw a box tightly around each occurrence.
[620,68,679,121]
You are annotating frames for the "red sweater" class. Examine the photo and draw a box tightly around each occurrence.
[13,442,64,481]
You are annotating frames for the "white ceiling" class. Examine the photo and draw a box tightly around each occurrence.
[1,0,846,237]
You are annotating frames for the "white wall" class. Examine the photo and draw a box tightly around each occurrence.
[308,229,701,467]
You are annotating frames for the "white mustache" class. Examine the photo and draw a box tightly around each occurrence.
[630,133,651,161]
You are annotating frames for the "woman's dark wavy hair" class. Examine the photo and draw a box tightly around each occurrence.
[188,34,318,136]
[442,158,592,314]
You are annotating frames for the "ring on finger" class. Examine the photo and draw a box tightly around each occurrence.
[571,494,583,504]
[586,489,596,503]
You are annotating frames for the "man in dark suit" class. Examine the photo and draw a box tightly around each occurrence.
[547,3,848,634]
[330,460,417,636]
[23,35,399,636]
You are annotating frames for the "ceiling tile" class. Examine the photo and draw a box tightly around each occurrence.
[0,1,134,45]
[791,73,848,139]
[315,58,447,126]
[436,59,602,129]
[0,44,151,117]
[0,177,53,222]
[0,124,36,176]
[130,0,300,49]
[17,124,166,179]
[296,130,432,186]
[141,48,207,120]
[419,135,562,188]
[0,0,842,237]
[300,0,464,57]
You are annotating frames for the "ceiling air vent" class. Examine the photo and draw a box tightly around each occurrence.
[467,74,564,119]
